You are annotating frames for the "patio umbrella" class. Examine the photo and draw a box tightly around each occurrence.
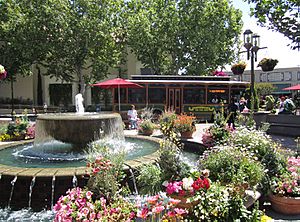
[91,78,143,111]
[282,84,300,91]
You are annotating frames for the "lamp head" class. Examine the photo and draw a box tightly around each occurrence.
[243,29,253,45]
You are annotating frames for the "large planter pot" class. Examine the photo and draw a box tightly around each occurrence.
[180,130,194,139]
[269,194,300,215]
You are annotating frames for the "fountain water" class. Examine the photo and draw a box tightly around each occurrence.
[129,168,138,195]
[72,175,78,188]
[8,176,18,207]
[28,177,36,208]
[51,176,56,210]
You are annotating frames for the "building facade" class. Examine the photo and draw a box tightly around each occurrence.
[0,49,299,110]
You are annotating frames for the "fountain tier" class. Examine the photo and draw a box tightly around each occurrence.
[34,112,124,148]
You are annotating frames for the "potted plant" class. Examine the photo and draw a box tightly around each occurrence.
[173,113,196,138]
[138,119,156,136]
[269,156,300,215]
[231,61,247,75]
[257,58,278,72]
[163,170,211,209]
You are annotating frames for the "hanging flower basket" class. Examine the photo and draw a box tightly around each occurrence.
[257,58,278,72]
[0,65,7,80]
[231,61,246,75]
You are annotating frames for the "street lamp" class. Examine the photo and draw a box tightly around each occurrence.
[243,29,266,109]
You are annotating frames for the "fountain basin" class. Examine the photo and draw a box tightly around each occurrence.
[0,135,160,210]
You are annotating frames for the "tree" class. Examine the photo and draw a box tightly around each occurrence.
[255,82,275,97]
[0,0,128,109]
[0,0,49,113]
[38,0,127,94]
[127,0,243,75]
[245,0,300,50]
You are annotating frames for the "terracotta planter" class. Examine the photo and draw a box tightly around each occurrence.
[180,130,194,139]
[169,194,199,209]
[269,194,300,215]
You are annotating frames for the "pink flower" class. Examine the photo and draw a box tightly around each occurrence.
[147,195,159,205]
[174,208,187,215]
[167,211,176,217]
[152,205,165,214]
[168,198,181,205]
[213,70,228,76]
[137,207,149,219]
[86,191,93,199]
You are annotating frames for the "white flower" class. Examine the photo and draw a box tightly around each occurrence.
[0,65,5,74]
[162,181,169,187]
[182,177,194,191]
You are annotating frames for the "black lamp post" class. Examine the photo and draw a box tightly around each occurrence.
[243,29,266,109]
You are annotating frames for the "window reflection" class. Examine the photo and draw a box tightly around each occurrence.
[183,88,205,104]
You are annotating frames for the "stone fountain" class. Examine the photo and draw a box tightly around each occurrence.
[0,97,160,211]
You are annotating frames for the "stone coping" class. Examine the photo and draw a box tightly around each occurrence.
[37,112,121,120]
[0,135,161,178]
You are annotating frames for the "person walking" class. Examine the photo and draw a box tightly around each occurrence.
[227,98,238,129]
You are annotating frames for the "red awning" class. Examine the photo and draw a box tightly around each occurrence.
[282,84,300,91]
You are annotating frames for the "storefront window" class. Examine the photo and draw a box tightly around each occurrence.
[128,88,146,103]
[207,88,229,104]
[149,88,166,103]
[183,88,205,104]
[114,88,126,103]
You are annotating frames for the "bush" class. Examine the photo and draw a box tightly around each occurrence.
[201,146,265,188]
[136,164,162,195]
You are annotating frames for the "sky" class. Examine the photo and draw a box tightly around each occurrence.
[230,0,300,70]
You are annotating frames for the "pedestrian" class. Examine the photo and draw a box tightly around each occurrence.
[227,98,238,129]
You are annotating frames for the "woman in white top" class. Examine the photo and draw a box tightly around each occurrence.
[127,105,138,129]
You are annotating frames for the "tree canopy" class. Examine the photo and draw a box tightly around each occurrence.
[0,0,127,94]
[0,0,244,89]
[246,0,300,50]
[127,0,243,75]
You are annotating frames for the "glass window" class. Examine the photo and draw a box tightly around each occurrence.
[91,87,112,104]
[148,88,166,103]
[128,88,146,103]
[207,88,229,104]
[114,88,126,103]
[183,88,205,104]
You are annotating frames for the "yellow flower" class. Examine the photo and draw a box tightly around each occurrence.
[261,215,273,222]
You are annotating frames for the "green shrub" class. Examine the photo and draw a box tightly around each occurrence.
[136,163,162,195]
[201,147,265,188]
